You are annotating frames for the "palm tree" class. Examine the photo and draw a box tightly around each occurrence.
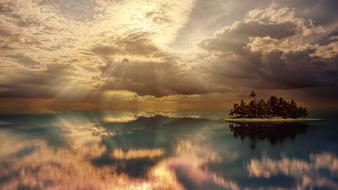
[249,91,256,100]
[229,103,239,117]
[257,99,268,117]
[239,100,247,118]
[268,96,278,117]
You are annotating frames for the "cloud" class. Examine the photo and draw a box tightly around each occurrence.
[0,63,73,99]
[0,0,338,104]
[198,4,338,92]
[200,21,298,53]
[0,115,241,190]
[0,0,197,100]
[9,53,44,70]
[90,32,167,58]
[247,153,338,189]
[43,0,98,21]
[91,46,117,57]
[99,59,211,97]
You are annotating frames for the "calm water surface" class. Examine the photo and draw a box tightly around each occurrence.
[0,111,337,190]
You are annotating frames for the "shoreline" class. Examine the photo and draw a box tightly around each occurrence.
[224,118,323,123]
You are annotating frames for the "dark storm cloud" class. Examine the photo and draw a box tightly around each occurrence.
[252,49,338,88]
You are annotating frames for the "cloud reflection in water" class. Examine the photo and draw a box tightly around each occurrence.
[0,111,337,190]
[0,112,237,190]
[247,153,338,189]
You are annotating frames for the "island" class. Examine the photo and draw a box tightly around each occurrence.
[225,91,315,122]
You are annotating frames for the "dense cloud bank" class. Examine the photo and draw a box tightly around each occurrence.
[197,4,338,99]
[0,0,337,102]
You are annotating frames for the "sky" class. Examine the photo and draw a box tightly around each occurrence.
[0,0,338,111]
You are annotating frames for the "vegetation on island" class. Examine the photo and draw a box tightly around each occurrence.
[229,91,308,119]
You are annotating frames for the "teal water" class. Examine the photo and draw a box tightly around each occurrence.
[0,111,337,190]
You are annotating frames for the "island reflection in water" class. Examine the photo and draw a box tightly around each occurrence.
[229,122,308,149]
[0,111,337,190]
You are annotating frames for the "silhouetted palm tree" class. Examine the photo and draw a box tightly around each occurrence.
[249,91,256,99]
